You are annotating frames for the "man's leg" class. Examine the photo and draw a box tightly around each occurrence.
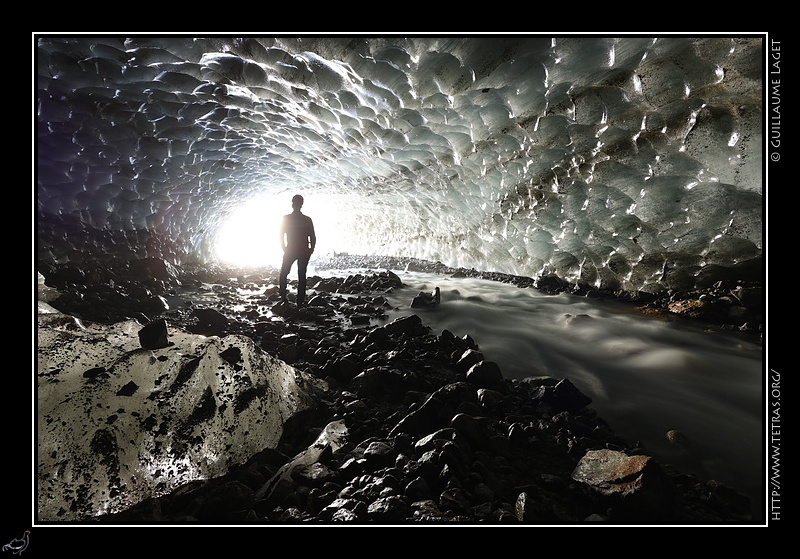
[296,254,311,306]
[279,253,295,301]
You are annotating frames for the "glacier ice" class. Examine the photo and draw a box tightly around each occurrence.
[36,35,763,292]
[36,299,326,521]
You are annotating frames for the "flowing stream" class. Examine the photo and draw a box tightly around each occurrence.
[372,270,764,523]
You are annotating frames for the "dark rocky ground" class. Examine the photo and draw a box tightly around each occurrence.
[37,255,762,525]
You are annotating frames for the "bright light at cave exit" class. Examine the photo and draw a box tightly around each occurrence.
[214,192,347,268]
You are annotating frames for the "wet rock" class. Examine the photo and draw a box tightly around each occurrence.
[450,413,489,447]
[116,381,139,397]
[367,495,409,522]
[83,366,108,380]
[515,491,556,523]
[190,307,229,336]
[465,361,504,389]
[383,314,425,336]
[571,448,679,522]
[411,286,441,308]
[291,462,340,488]
[533,378,592,414]
[349,367,404,399]
[476,388,505,411]
[666,429,691,449]
[319,498,367,521]
[454,348,484,374]
[439,487,471,513]
[138,318,169,349]
[362,441,397,468]
[564,313,594,326]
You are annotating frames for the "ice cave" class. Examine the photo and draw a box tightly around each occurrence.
[35,35,766,525]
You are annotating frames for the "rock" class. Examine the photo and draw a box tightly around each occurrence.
[383,314,424,336]
[454,348,484,374]
[465,360,504,389]
[667,298,716,320]
[116,381,139,397]
[138,318,170,349]
[141,295,170,317]
[291,462,340,488]
[362,441,397,468]
[564,313,594,326]
[730,285,763,313]
[367,495,409,522]
[439,487,471,513]
[477,388,505,411]
[414,429,455,454]
[410,499,446,521]
[666,429,690,449]
[515,491,555,523]
[533,378,592,413]
[411,287,441,308]
[450,412,490,448]
[320,498,367,521]
[83,366,108,380]
[191,307,229,335]
[571,449,679,521]
[219,346,243,366]
[389,386,470,438]
[349,367,403,398]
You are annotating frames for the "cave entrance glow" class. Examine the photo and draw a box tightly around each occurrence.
[214,193,286,267]
[213,192,360,267]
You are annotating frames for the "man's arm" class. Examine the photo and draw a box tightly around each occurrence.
[308,219,316,253]
[279,217,287,251]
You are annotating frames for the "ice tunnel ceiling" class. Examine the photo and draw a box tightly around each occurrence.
[36,35,765,292]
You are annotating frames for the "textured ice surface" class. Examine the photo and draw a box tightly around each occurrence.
[36,36,763,291]
[36,298,325,521]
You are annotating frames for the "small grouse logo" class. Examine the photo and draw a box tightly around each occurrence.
[2,531,29,555]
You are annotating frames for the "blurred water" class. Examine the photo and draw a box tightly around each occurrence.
[379,271,764,523]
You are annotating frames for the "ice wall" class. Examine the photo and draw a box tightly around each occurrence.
[36,36,763,291]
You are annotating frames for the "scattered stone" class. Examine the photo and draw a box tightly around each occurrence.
[533,378,592,414]
[190,307,229,336]
[455,349,484,374]
[116,381,139,397]
[411,286,441,308]
[571,448,679,521]
[138,318,169,349]
[666,429,691,449]
[465,361,504,389]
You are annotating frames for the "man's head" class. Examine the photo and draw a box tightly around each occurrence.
[292,194,304,210]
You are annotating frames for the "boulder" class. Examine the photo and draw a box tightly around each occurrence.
[191,307,229,336]
[138,318,170,349]
[290,462,340,488]
[455,349,484,374]
[533,378,592,413]
[465,361,504,389]
[571,448,679,521]
[383,314,424,336]
[362,440,398,468]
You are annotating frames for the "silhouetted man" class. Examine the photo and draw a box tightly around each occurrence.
[279,194,316,306]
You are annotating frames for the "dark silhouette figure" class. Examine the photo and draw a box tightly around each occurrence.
[279,194,316,306]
